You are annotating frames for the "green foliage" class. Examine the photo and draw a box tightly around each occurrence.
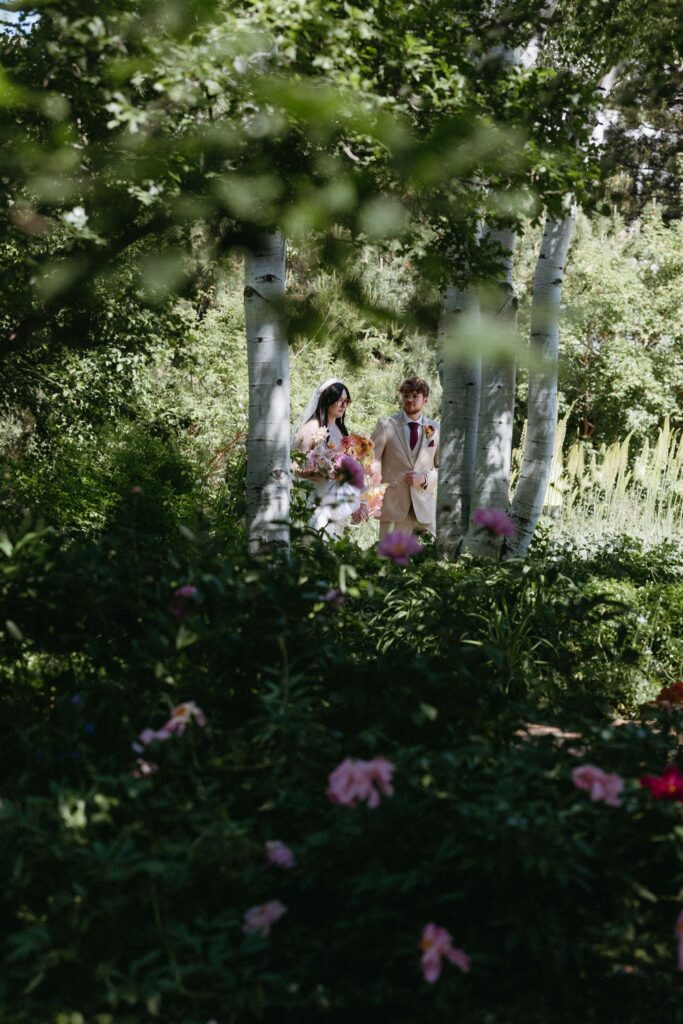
[516,209,683,445]
[1,515,683,1022]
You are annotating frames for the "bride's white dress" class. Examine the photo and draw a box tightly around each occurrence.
[296,420,362,539]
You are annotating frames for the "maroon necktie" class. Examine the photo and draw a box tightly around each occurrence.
[409,421,420,450]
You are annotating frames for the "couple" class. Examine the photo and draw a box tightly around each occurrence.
[292,376,439,540]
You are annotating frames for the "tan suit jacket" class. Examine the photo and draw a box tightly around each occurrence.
[371,413,439,531]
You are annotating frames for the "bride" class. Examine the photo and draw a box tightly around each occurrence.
[292,378,363,538]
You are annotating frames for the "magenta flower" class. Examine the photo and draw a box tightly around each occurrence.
[266,840,296,869]
[472,507,516,537]
[571,764,624,807]
[641,765,683,801]
[170,584,200,619]
[420,923,471,983]
[377,530,422,566]
[242,900,287,937]
[334,454,365,490]
[327,756,395,808]
[676,909,683,971]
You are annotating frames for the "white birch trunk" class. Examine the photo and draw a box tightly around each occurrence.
[435,285,481,559]
[462,228,518,558]
[244,231,290,553]
[505,213,574,557]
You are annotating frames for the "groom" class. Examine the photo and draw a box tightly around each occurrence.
[371,377,439,538]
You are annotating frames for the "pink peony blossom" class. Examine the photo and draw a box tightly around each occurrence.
[265,840,296,869]
[377,530,422,566]
[420,923,471,983]
[641,765,683,801]
[327,756,395,808]
[676,909,683,971]
[170,584,200,619]
[242,900,287,937]
[571,764,624,807]
[472,507,516,537]
[334,453,366,490]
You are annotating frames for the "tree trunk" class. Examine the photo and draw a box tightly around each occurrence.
[462,228,518,558]
[435,284,481,559]
[244,231,290,553]
[505,213,574,557]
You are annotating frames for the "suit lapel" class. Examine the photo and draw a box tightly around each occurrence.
[391,414,413,464]
[415,418,431,462]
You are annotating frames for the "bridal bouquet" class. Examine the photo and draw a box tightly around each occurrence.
[297,430,366,489]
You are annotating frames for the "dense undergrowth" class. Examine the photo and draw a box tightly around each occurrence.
[1,484,683,1023]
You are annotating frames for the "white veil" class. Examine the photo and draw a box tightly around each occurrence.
[291,377,343,449]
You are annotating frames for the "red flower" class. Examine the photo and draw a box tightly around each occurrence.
[641,765,683,801]
[655,682,683,708]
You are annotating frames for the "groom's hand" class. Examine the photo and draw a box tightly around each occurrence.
[405,471,427,489]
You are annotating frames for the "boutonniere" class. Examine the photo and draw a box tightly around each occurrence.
[425,424,437,447]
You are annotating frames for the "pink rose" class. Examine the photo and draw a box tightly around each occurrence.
[377,531,422,566]
[420,923,471,983]
[472,507,516,537]
[327,756,395,808]
[265,840,296,869]
[571,764,624,807]
[242,900,287,937]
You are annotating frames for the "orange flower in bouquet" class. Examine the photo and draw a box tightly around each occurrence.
[341,433,375,468]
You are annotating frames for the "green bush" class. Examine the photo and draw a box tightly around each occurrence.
[1,520,683,1023]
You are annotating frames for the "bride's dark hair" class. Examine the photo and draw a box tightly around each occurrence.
[309,381,351,436]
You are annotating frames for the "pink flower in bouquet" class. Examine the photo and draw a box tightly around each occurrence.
[242,900,287,937]
[334,453,365,489]
[351,502,370,524]
[364,485,385,518]
[327,756,395,808]
[571,764,624,807]
[641,765,683,801]
[266,840,296,869]
[472,507,516,537]
[367,460,382,487]
[420,923,471,983]
[377,530,422,566]
[163,700,208,735]
[676,909,683,971]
